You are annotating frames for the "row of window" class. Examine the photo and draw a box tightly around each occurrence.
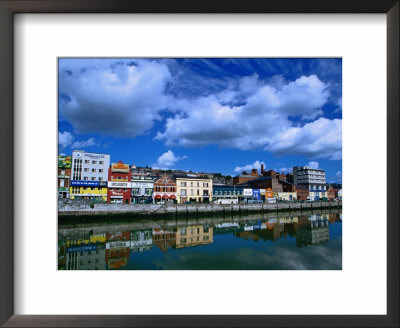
[179,182,209,187]
[84,168,104,173]
[180,189,210,196]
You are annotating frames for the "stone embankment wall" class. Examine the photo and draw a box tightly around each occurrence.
[58,199,342,217]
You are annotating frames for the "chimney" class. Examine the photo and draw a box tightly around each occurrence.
[261,164,264,174]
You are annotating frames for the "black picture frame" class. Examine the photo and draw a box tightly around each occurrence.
[0,0,398,327]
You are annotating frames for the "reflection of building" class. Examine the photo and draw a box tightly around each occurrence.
[105,247,129,270]
[65,244,106,270]
[153,174,177,203]
[175,225,213,248]
[130,230,153,252]
[296,219,330,247]
[175,175,213,203]
[58,155,72,199]
[107,161,131,204]
[70,150,110,201]
[131,175,155,204]
[152,228,176,252]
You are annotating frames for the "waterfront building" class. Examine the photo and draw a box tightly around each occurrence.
[175,225,213,248]
[295,185,309,201]
[58,155,72,199]
[213,185,243,200]
[293,166,327,200]
[107,161,131,204]
[131,174,155,204]
[274,192,297,201]
[175,174,213,203]
[233,168,260,185]
[69,150,110,201]
[327,185,336,200]
[153,174,177,203]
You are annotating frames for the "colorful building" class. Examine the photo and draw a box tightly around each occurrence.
[274,192,297,201]
[58,155,71,199]
[153,174,177,203]
[175,175,213,203]
[69,150,110,201]
[213,185,243,200]
[107,161,131,204]
[131,175,155,204]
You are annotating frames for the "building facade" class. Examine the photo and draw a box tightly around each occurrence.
[293,166,327,200]
[175,175,213,203]
[175,225,213,248]
[131,175,155,204]
[58,155,71,199]
[69,150,110,201]
[153,174,177,203]
[107,161,131,204]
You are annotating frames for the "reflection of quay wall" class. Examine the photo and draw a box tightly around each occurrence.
[175,226,213,248]
[59,199,341,216]
[59,209,341,238]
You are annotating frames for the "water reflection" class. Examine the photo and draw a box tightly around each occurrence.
[58,210,342,270]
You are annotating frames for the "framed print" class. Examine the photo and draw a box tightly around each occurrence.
[0,0,398,327]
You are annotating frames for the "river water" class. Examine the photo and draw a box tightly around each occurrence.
[58,209,342,270]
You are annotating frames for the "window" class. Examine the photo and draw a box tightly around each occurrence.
[190,182,193,187]
[191,228,194,234]
[197,190,200,195]
[181,189,186,196]
[92,160,97,164]
[91,177,96,180]
[85,160,90,164]
[84,168,89,172]
[91,187,95,191]
[203,183,209,187]
[99,169,103,173]
[83,177,89,180]
[197,182,199,187]
[180,228,186,235]
[180,181,186,187]
[92,168,97,172]
[180,238,187,243]
[60,179,64,187]
[83,187,87,191]
[99,161,104,165]
[190,189,194,195]
[98,177,102,181]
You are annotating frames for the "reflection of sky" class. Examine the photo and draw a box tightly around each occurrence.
[123,221,342,270]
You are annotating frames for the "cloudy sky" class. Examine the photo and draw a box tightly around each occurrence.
[58,58,342,182]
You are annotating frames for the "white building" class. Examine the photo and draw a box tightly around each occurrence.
[70,150,110,200]
[293,166,327,200]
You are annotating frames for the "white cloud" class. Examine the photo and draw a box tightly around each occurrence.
[59,59,171,137]
[71,138,97,149]
[335,170,342,182]
[58,131,98,151]
[153,150,187,169]
[156,75,341,160]
[58,131,74,149]
[234,160,266,173]
[278,167,291,173]
[308,161,319,169]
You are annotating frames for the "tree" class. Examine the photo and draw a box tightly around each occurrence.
[225,175,232,180]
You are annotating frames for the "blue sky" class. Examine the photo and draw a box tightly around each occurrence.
[58,58,342,183]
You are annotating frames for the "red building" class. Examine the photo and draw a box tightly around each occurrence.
[107,161,131,204]
[153,174,177,203]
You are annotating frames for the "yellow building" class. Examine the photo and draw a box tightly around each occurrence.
[175,175,212,203]
[274,192,297,201]
[69,186,108,201]
[175,225,213,248]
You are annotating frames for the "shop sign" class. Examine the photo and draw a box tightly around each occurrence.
[71,180,100,187]
[111,162,129,173]
[58,175,70,179]
[252,189,261,200]
[108,181,131,188]
[259,189,265,195]
[110,191,124,196]
[83,153,105,159]
[131,182,153,188]
[58,187,69,191]
[243,189,253,196]
[58,155,72,168]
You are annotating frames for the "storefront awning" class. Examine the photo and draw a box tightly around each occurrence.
[169,195,176,199]
[161,194,168,199]
[154,194,161,199]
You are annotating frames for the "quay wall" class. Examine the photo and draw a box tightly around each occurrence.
[58,199,342,220]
